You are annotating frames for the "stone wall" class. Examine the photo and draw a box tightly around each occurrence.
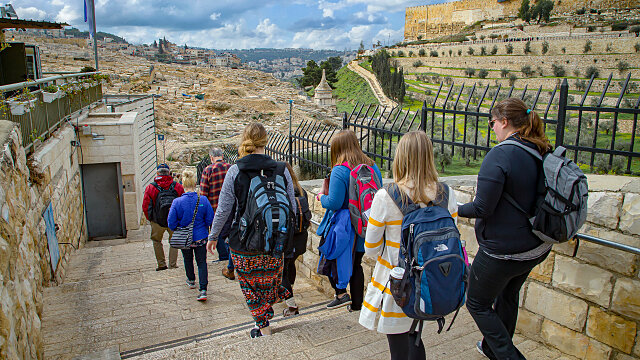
[0,121,87,359]
[298,174,640,359]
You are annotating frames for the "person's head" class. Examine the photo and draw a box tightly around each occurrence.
[157,163,170,176]
[284,162,303,195]
[490,98,551,154]
[181,169,196,191]
[393,131,439,204]
[330,129,374,167]
[238,122,268,158]
[209,147,224,162]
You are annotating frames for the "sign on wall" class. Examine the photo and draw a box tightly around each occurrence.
[43,202,60,274]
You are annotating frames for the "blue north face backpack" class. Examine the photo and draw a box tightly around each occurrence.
[386,183,468,341]
[238,162,294,257]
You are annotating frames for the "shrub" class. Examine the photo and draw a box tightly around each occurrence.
[458,49,462,56]
[611,22,629,31]
[489,34,499,39]
[467,47,475,55]
[418,48,426,56]
[490,45,498,55]
[430,50,439,57]
[478,69,489,79]
[524,41,532,54]
[536,66,544,76]
[575,79,587,91]
[606,43,613,52]
[561,47,566,54]
[413,60,423,67]
[552,64,565,77]
[585,66,599,79]
[508,74,518,86]
[505,44,513,54]
[573,69,580,77]
[583,40,592,53]
[631,26,640,36]
[480,46,487,56]
[480,35,486,40]
[521,65,534,77]
[617,61,630,74]
[542,41,549,54]
[587,25,596,32]
[635,43,640,53]
[391,51,396,56]
[397,50,405,57]
[465,68,476,77]
[449,49,453,56]
[408,51,414,57]
[576,7,586,15]
[500,69,510,78]
[471,36,477,41]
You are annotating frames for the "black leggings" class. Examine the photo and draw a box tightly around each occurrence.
[281,256,298,299]
[328,251,364,310]
[387,332,425,360]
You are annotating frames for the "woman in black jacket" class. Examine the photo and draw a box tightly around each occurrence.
[458,98,552,360]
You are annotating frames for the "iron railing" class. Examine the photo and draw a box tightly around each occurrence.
[0,72,105,154]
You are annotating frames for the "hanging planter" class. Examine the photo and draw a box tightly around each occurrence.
[7,98,36,115]
[42,90,62,103]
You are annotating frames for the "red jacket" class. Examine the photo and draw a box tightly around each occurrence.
[142,175,185,220]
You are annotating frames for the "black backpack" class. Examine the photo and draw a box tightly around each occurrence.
[152,182,178,227]
[294,189,312,235]
[238,163,294,256]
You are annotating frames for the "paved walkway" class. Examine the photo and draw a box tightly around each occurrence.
[347,60,397,108]
[42,226,568,359]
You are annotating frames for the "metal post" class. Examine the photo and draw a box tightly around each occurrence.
[288,99,293,164]
[420,102,427,132]
[342,112,347,129]
[556,79,568,148]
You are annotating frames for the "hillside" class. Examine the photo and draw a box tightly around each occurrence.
[333,66,379,114]
[218,48,348,63]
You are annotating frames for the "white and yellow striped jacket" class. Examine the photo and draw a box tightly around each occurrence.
[358,185,458,334]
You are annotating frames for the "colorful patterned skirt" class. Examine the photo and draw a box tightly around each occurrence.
[230,250,291,329]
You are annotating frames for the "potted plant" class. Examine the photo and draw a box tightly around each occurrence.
[42,84,61,103]
[7,87,37,115]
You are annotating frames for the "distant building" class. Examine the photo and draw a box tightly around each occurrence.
[313,69,336,108]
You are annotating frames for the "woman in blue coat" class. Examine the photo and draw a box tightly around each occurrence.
[317,129,382,311]
[168,169,214,301]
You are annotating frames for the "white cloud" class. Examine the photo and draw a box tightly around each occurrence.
[55,4,81,23]
[348,25,373,43]
[292,28,350,49]
[373,27,404,46]
[15,6,46,20]
[209,12,221,20]
[317,0,347,18]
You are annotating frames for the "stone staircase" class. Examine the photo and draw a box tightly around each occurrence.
[41,225,571,359]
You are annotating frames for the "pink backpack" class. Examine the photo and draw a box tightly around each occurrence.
[341,162,382,238]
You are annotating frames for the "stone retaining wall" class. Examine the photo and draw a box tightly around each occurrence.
[297,174,640,359]
[0,121,87,359]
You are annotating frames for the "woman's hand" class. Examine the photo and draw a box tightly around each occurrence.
[206,240,217,256]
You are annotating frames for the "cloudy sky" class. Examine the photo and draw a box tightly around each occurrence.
[11,0,449,50]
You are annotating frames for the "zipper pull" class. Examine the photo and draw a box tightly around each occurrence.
[409,223,415,235]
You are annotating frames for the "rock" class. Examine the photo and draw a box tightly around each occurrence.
[516,309,543,341]
[529,252,554,284]
[216,124,227,131]
[586,192,622,228]
[586,174,636,192]
[541,319,589,358]
[551,255,614,307]
[620,193,640,235]
[204,125,214,133]
[172,123,188,131]
[586,306,636,353]
[611,278,640,319]
[585,339,612,360]
[524,282,588,331]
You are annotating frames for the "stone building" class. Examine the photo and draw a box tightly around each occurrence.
[313,69,336,108]
[404,0,639,41]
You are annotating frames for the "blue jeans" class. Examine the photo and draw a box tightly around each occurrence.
[181,245,208,291]
[216,236,234,271]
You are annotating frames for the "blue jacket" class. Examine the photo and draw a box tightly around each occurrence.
[320,163,383,252]
[318,209,355,289]
[168,192,214,244]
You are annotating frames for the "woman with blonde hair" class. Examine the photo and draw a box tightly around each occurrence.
[206,122,298,338]
[459,98,552,359]
[359,131,457,360]
[317,129,382,310]
[167,169,214,301]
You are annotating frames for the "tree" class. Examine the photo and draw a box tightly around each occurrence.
[152,40,157,48]
[326,56,343,72]
[518,0,532,23]
[358,41,365,54]
[531,0,554,23]
[299,60,321,88]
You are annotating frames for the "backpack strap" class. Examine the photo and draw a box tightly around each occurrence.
[495,139,543,161]
[169,181,176,191]
[431,182,450,210]
[385,183,420,216]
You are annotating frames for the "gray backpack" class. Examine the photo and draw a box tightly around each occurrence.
[497,140,588,244]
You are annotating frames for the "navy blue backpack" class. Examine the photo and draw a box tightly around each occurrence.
[386,183,468,342]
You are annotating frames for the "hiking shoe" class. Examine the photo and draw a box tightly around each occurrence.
[186,280,196,289]
[250,327,262,338]
[283,306,299,317]
[476,341,488,358]
[326,294,351,309]
[156,265,168,271]
[197,290,207,301]
[222,268,235,280]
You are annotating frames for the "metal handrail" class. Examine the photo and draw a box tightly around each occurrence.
[307,207,640,256]
[0,71,100,92]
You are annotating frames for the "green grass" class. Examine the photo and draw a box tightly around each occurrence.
[334,66,379,114]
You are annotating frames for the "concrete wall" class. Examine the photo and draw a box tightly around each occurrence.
[0,121,87,359]
[298,174,640,359]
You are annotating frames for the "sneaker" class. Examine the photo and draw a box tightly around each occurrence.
[186,280,196,289]
[326,294,351,309]
[197,290,207,301]
[222,268,235,280]
[476,341,488,358]
[156,265,168,271]
[250,327,262,338]
[283,306,299,317]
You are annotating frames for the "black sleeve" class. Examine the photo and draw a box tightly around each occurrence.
[458,147,510,219]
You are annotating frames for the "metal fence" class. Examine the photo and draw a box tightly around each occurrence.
[0,72,104,154]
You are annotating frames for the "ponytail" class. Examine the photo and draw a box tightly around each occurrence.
[491,98,551,154]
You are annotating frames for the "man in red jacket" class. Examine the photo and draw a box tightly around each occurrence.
[142,164,185,271]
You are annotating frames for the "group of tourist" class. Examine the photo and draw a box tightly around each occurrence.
[142,97,554,359]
